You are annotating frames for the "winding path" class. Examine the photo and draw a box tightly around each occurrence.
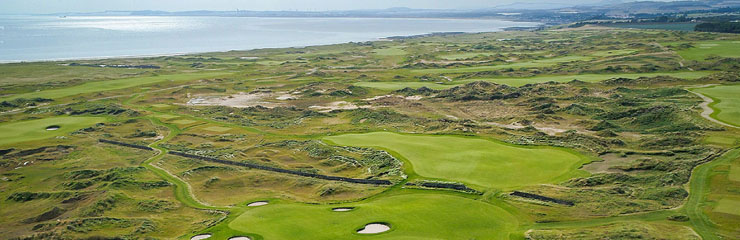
[686,85,739,129]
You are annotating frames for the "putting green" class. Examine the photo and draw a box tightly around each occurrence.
[324,132,589,189]
[0,72,228,101]
[0,116,105,146]
[229,192,518,240]
[694,84,740,127]
[373,47,407,56]
[355,71,711,90]
[203,126,231,132]
[672,40,740,61]
[730,165,740,182]
[714,199,740,216]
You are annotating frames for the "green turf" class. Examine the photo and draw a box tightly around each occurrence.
[714,199,740,216]
[324,132,590,189]
[439,52,495,60]
[673,40,740,61]
[589,49,638,57]
[412,55,592,74]
[203,126,231,132]
[229,191,518,240]
[0,116,105,146]
[171,119,197,125]
[355,71,712,90]
[694,84,740,127]
[1,72,228,101]
[730,165,740,182]
[373,47,407,56]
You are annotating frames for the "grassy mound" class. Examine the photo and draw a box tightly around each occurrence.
[324,132,590,189]
[229,191,518,239]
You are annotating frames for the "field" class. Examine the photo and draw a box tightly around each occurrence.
[0,72,228,101]
[0,116,105,146]
[325,132,589,189]
[229,191,518,240]
[355,71,712,90]
[604,23,698,31]
[1,27,740,240]
[694,84,740,127]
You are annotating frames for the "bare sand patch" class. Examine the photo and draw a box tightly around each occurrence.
[309,101,370,112]
[486,122,570,135]
[188,92,282,108]
[332,207,355,212]
[190,234,212,240]
[46,125,60,131]
[357,223,390,234]
[247,201,269,207]
[582,153,643,173]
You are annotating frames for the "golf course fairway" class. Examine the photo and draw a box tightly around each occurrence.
[0,72,228,101]
[229,192,518,240]
[324,132,589,189]
[694,84,740,127]
[0,116,105,146]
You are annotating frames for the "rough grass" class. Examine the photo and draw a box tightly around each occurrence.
[355,71,711,90]
[0,72,228,101]
[324,132,590,189]
[412,55,592,74]
[228,191,518,240]
[695,84,740,127]
[0,116,105,146]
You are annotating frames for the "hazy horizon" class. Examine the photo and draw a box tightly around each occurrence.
[0,0,678,14]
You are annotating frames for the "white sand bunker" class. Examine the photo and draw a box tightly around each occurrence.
[190,234,212,240]
[228,237,251,240]
[46,125,60,131]
[247,201,269,207]
[357,223,390,234]
[187,92,281,108]
[332,207,355,212]
[309,101,370,113]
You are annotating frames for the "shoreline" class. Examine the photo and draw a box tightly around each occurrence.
[0,16,541,64]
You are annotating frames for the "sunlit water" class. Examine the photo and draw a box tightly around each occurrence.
[0,16,539,62]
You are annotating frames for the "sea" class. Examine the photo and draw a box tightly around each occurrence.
[0,15,539,62]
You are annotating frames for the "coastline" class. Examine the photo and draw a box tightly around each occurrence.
[0,16,541,64]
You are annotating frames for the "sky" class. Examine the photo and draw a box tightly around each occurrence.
[0,0,634,14]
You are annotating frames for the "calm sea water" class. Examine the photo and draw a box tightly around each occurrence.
[0,16,539,62]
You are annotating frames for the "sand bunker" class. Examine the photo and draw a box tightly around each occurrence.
[309,101,370,112]
[357,223,390,234]
[46,125,60,131]
[332,207,355,212]
[228,237,251,240]
[247,201,269,207]
[188,92,282,108]
[190,234,212,240]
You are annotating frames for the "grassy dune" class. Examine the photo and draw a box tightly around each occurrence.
[1,72,228,101]
[412,55,592,74]
[355,71,712,90]
[324,132,590,189]
[0,116,105,146]
[229,191,518,240]
[695,84,740,127]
